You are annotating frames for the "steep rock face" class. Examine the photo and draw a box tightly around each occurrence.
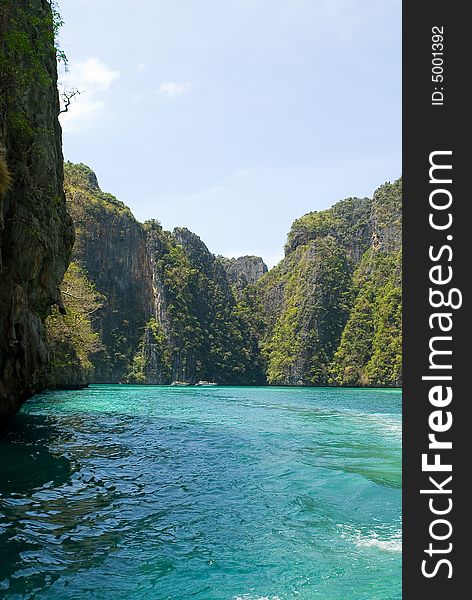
[0,1,74,422]
[254,181,402,386]
[137,225,265,384]
[218,256,268,296]
[61,163,401,389]
[330,179,402,386]
[285,197,373,262]
[64,163,153,382]
[63,170,265,385]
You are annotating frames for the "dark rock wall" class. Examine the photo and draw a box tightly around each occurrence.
[64,163,153,382]
[0,0,74,422]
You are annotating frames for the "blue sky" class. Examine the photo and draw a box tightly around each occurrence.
[57,0,401,267]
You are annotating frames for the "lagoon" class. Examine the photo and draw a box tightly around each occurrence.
[0,385,401,599]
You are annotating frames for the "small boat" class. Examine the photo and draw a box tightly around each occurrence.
[195,380,218,387]
[171,381,191,387]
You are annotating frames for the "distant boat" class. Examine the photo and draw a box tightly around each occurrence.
[195,381,218,387]
[171,381,191,387]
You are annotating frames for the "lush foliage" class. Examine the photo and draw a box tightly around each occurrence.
[256,237,353,385]
[137,225,266,384]
[46,262,104,386]
[61,163,402,389]
[255,179,402,387]
[329,249,402,386]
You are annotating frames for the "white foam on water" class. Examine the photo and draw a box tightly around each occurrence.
[234,596,282,600]
[338,524,402,553]
[354,531,402,552]
[357,412,402,440]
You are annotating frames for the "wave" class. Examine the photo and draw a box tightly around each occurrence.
[338,524,402,553]
[371,414,402,435]
[352,412,402,441]
[234,596,282,600]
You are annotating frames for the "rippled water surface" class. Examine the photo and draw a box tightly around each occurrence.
[0,386,401,599]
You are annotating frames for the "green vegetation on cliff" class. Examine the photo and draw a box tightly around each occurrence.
[252,178,402,387]
[329,249,402,386]
[258,237,353,385]
[57,164,401,389]
[63,162,152,382]
[46,262,104,387]
[138,224,265,385]
[329,180,402,386]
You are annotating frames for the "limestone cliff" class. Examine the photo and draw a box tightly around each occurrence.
[0,0,74,423]
[329,179,402,386]
[255,235,353,385]
[218,255,268,297]
[64,163,153,382]
[254,179,402,386]
[59,163,401,389]
[139,226,265,384]
[62,167,265,385]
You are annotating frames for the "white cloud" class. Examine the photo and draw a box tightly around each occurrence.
[136,63,146,72]
[158,81,192,97]
[59,58,120,132]
[66,57,120,91]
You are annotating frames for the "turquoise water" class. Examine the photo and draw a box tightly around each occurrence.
[0,386,401,599]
